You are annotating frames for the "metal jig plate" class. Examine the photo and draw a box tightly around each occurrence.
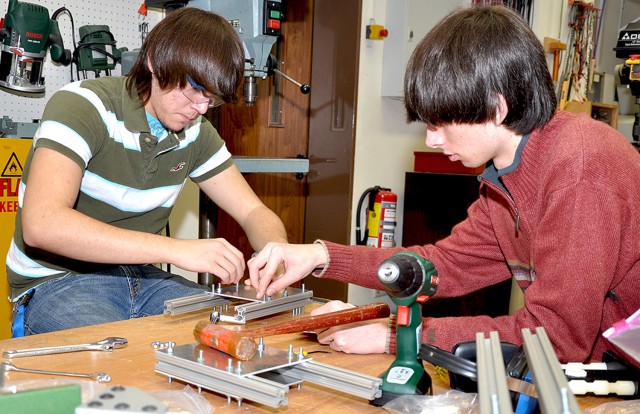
[155,342,311,408]
[213,285,307,303]
[160,342,311,377]
[154,342,382,408]
[212,285,314,324]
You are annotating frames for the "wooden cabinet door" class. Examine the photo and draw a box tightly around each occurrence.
[403,172,512,318]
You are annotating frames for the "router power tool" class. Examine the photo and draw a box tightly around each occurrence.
[0,0,72,94]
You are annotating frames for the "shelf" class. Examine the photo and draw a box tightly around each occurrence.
[563,101,618,129]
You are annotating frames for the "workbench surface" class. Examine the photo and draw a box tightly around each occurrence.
[0,307,625,413]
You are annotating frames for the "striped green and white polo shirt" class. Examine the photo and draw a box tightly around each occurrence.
[6,76,234,300]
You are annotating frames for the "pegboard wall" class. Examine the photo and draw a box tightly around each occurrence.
[0,0,164,121]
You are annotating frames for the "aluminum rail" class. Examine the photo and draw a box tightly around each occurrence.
[211,285,314,323]
[155,343,298,408]
[284,360,383,401]
[155,360,289,407]
[231,290,313,323]
[476,331,514,414]
[154,342,382,408]
[163,293,229,316]
[522,327,582,414]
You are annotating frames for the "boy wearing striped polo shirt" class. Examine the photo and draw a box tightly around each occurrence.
[6,8,288,336]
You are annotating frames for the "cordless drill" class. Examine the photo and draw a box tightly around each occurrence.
[370,251,439,406]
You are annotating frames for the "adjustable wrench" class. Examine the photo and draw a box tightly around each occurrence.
[2,337,128,358]
[1,361,111,383]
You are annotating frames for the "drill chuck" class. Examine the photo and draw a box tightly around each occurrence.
[377,252,438,299]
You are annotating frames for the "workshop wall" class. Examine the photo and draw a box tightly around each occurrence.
[0,0,163,122]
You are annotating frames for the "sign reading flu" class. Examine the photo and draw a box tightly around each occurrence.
[0,138,32,340]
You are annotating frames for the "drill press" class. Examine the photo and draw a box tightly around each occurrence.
[614,19,640,148]
[370,251,439,406]
[146,0,310,107]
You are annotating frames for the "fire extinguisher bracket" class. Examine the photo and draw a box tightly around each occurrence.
[356,187,397,248]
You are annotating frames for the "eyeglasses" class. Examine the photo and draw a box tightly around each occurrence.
[182,76,225,109]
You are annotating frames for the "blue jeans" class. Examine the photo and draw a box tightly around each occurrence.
[20,265,209,335]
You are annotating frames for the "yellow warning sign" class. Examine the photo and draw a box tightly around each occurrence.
[2,152,24,178]
[1,138,33,339]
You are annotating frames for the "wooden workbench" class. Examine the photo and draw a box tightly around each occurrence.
[0,308,624,412]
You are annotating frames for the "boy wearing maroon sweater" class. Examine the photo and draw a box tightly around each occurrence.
[248,5,640,363]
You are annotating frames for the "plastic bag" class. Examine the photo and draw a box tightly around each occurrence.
[603,308,640,364]
[383,390,479,414]
[149,385,213,414]
[584,399,640,414]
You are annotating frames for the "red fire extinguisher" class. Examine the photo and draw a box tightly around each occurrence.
[356,186,397,248]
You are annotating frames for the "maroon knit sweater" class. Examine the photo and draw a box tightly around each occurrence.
[321,111,640,364]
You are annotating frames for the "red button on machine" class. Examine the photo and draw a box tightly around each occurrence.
[268,19,281,30]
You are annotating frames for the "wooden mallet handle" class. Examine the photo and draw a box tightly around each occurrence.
[194,302,390,361]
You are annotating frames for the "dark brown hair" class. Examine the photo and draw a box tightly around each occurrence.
[404,5,556,134]
[126,7,245,105]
